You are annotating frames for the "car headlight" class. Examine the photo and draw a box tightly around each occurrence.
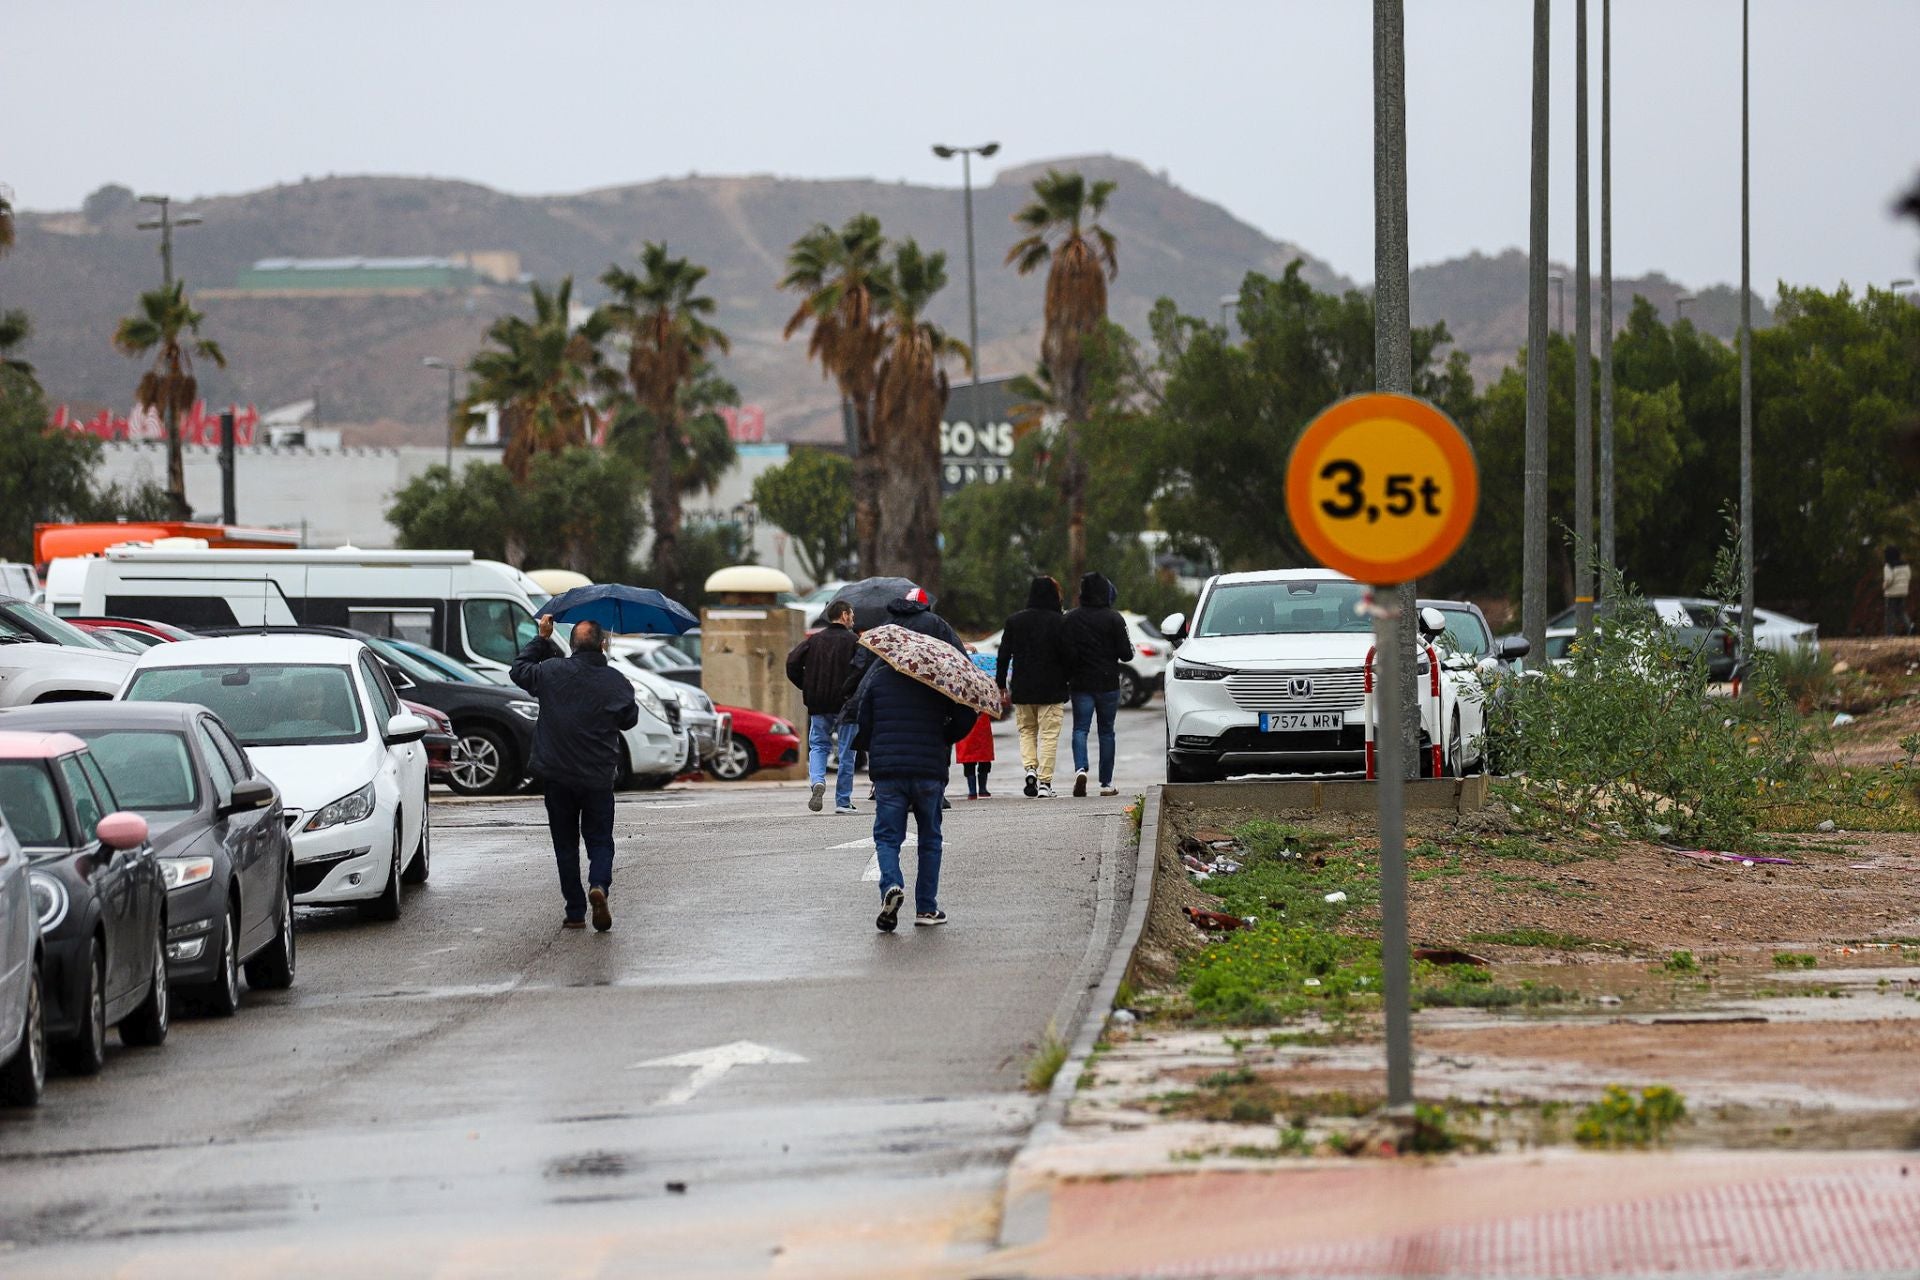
[634,686,668,724]
[162,856,216,892]
[509,700,540,721]
[769,720,797,737]
[29,872,68,932]
[304,781,377,832]
[1173,661,1232,682]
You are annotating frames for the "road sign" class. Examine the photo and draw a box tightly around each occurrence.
[1284,393,1478,586]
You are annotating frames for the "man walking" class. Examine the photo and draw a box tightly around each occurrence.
[787,599,860,814]
[511,616,638,932]
[1063,572,1131,798]
[995,576,1070,798]
[848,656,974,931]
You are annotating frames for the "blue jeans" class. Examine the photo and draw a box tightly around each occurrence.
[1071,690,1121,786]
[808,713,856,808]
[872,777,944,915]
[543,780,615,922]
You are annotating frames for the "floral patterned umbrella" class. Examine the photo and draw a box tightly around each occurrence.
[858,624,1002,716]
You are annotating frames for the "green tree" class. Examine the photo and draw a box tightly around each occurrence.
[112,280,227,518]
[0,307,31,387]
[385,452,645,582]
[1007,169,1119,584]
[465,278,608,483]
[0,368,97,560]
[751,448,855,585]
[874,239,969,593]
[386,464,516,562]
[600,244,731,594]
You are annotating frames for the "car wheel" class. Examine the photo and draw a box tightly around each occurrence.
[632,771,672,791]
[359,823,404,922]
[0,963,46,1106]
[1117,667,1142,708]
[198,902,242,1018]
[402,789,431,884]
[706,734,757,782]
[120,924,170,1047]
[1447,714,1466,779]
[448,726,516,797]
[57,938,108,1076]
[245,864,297,991]
[614,748,635,791]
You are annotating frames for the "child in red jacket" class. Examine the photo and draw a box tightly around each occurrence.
[956,711,995,799]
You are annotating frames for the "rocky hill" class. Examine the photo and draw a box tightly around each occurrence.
[1,158,1760,443]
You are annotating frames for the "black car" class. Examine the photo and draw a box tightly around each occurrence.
[198,626,540,796]
[0,730,169,1073]
[2,703,297,1014]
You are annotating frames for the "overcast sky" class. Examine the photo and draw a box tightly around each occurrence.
[7,1,1917,293]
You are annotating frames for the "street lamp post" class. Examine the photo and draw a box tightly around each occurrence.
[1219,293,1240,332]
[422,357,459,470]
[932,142,1000,432]
[1598,0,1617,591]
[1522,0,1552,670]
[1738,0,1754,659]
[1549,272,1566,334]
[1573,0,1594,637]
[136,193,202,290]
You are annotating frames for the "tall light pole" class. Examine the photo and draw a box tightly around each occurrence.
[1219,293,1240,331]
[1738,0,1754,658]
[1523,0,1552,668]
[932,142,1000,432]
[1598,0,1617,592]
[1573,0,1595,637]
[423,357,459,470]
[135,194,202,290]
[1549,271,1566,334]
[137,193,204,519]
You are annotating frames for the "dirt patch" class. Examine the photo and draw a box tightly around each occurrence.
[1828,700,1920,765]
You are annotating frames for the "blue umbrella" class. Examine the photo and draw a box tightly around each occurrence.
[540,584,699,635]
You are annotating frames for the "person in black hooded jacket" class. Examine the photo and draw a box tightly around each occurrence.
[1061,571,1131,797]
[995,575,1071,797]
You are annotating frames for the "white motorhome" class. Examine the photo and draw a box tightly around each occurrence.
[71,548,543,674]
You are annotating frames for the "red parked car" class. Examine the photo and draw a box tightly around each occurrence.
[407,701,457,786]
[705,705,801,781]
[65,616,201,648]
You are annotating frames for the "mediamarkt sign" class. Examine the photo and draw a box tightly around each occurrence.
[52,402,260,445]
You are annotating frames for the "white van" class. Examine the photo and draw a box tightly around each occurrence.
[72,548,543,675]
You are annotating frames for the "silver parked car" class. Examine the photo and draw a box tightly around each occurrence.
[0,807,46,1106]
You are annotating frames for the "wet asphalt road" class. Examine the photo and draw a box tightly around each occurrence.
[0,704,1166,1277]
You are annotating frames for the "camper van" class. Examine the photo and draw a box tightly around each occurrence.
[70,548,543,675]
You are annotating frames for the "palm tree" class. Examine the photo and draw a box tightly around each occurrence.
[781,214,892,573]
[0,186,15,255]
[113,281,227,518]
[0,309,30,386]
[874,240,970,593]
[465,277,608,484]
[1007,170,1118,584]
[600,244,730,592]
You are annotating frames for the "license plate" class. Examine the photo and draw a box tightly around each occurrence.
[1259,712,1344,733]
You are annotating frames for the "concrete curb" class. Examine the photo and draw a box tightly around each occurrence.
[997,784,1163,1248]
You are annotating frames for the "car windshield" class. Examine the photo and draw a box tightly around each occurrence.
[0,760,68,847]
[1194,581,1371,637]
[663,631,702,663]
[462,599,539,666]
[78,730,200,811]
[362,636,454,686]
[1435,608,1492,658]
[390,639,493,685]
[0,600,109,649]
[125,663,366,747]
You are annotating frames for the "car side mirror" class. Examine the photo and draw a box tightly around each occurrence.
[1418,606,1448,639]
[222,777,275,816]
[1497,635,1532,661]
[1160,613,1187,647]
[385,712,431,745]
[96,811,149,852]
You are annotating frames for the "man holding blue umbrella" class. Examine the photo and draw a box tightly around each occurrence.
[512,613,639,932]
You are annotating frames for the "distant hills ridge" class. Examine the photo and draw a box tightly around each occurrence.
[1,155,1762,445]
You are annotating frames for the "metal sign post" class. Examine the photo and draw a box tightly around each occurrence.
[1370,591,1413,1109]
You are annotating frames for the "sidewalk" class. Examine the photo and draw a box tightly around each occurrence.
[996,1150,1920,1278]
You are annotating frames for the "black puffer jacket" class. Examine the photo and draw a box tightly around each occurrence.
[786,621,859,715]
[510,638,639,790]
[996,576,1071,705]
[839,595,966,707]
[1062,572,1132,695]
[852,662,975,781]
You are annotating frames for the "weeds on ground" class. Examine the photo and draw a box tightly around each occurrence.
[1772,952,1819,969]
[1660,950,1699,974]
[1467,927,1602,950]
[1573,1085,1687,1148]
[1025,1023,1068,1093]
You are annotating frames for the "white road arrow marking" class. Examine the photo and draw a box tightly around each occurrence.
[830,834,917,881]
[629,1040,807,1106]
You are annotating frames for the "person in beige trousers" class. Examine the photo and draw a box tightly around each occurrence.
[994,576,1072,797]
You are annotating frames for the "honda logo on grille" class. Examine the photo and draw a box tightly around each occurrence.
[1288,677,1313,698]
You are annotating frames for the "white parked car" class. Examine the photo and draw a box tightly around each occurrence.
[1161,569,1489,783]
[1727,606,1819,656]
[0,598,133,707]
[0,808,45,1106]
[119,636,431,921]
[606,662,699,787]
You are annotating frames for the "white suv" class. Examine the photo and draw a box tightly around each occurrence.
[1161,569,1488,783]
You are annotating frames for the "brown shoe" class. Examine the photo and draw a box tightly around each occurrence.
[562,919,586,931]
[588,886,612,932]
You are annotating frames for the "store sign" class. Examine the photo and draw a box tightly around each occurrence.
[940,376,1024,494]
[52,401,260,445]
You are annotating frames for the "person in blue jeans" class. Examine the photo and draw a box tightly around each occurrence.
[786,600,861,813]
[848,659,975,931]
[1062,571,1132,797]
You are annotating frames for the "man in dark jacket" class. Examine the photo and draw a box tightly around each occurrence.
[511,616,639,932]
[1062,572,1132,797]
[849,661,974,931]
[995,576,1071,798]
[787,599,860,814]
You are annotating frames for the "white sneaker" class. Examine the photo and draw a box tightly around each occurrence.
[836,804,858,815]
[1100,785,1120,797]
[1073,770,1088,797]
[1036,781,1056,798]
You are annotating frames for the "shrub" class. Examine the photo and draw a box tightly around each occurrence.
[1574,1085,1687,1147]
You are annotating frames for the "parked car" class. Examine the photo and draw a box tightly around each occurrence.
[74,625,150,656]
[120,636,430,921]
[1160,570,1490,783]
[609,636,703,689]
[0,563,40,604]
[1544,597,1740,681]
[706,706,801,781]
[1725,605,1819,656]
[3,703,297,1014]
[64,616,201,648]
[0,807,46,1106]
[408,700,457,786]
[0,730,169,1074]
[793,582,848,629]
[0,597,134,706]
[974,614,1170,709]
[670,682,728,770]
